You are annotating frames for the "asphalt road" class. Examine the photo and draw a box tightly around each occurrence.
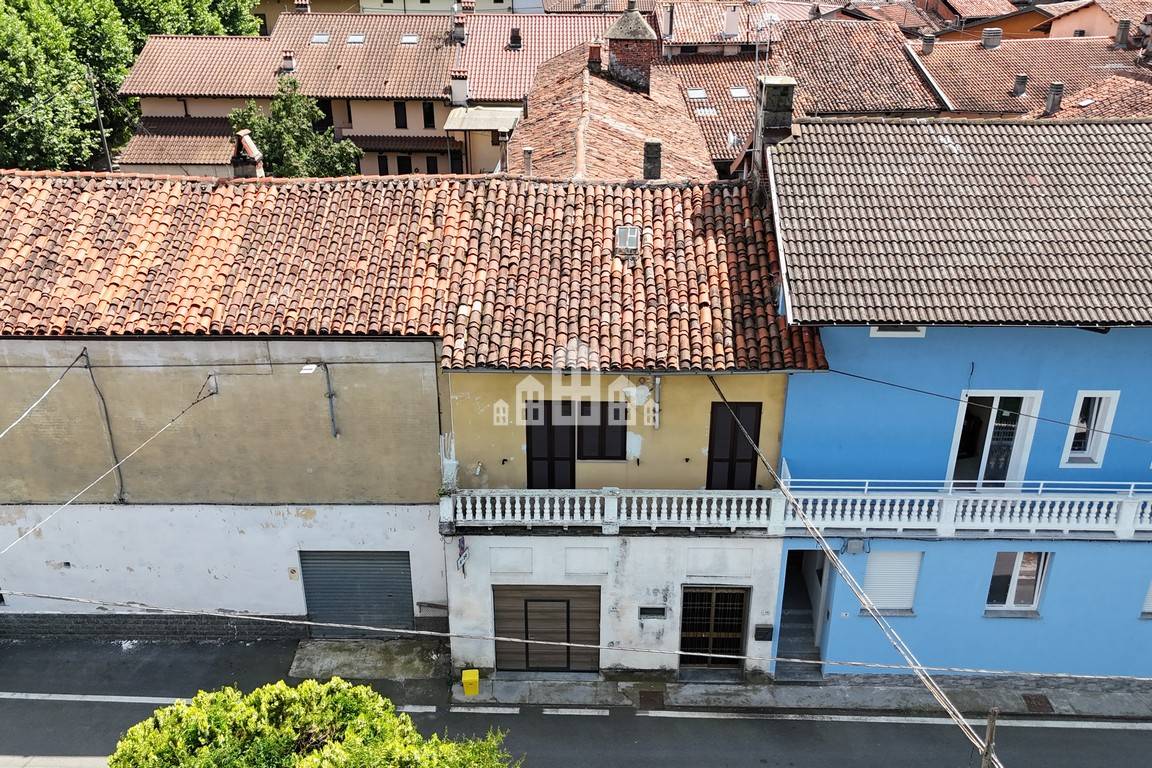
[0,641,1148,767]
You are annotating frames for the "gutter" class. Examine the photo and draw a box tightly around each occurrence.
[764,145,795,325]
[903,42,956,112]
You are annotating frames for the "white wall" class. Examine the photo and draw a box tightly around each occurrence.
[0,505,446,621]
[446,534,783,674]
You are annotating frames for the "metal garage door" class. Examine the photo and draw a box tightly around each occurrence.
[299,551,414,638]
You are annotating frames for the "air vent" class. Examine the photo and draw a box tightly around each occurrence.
[639,606,667,619]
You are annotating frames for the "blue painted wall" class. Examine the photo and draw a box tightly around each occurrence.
[780,326,1152,482]
[776,537,1152,677]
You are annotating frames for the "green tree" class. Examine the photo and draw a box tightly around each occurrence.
[0,0,95,169]
[112,0,259,51]
[109,678,515,768]
[230,77,363,178]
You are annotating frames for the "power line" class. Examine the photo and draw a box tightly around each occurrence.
[707,375,1004,767]
[0,348,87,442]
[828,367,1152,446]
[0,377,217,556]
[5,589,1152,685]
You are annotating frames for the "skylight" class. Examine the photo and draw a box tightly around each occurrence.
[400,34,420,44]
[686,87,707,99]
[310,33,330,44]
[615,225,640,253]
[347,33,366,45]
[694,107,718,117]
[729,86,751,99]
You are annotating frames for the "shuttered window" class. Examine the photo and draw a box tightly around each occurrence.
[862,552,922,612]
[1143,581,1152,615]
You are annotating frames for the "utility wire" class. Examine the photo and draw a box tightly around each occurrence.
[0,377,217,556]
[707,375,1004,767]
[828,367,1152,446]
[5,589,1152,685]
[0,349,88,442]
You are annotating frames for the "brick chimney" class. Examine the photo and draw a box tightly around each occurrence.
[588,41,602,73]
[643,139,661,180]
[279,50,296,74]
[756,74,796,141]
[450,68,469,105]
[452,14,466,44]
[981,27,1002,49]
[721,4,740,38]
[602,0,659,90]
[294,0,310,12]
[231,129,264,178]
[1115,18,1132,47]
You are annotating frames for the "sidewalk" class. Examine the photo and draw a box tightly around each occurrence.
[451,674,1152,720]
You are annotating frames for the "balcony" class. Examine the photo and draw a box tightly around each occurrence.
[440,480,1152,539]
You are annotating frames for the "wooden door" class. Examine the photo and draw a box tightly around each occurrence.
[706,402,762,490]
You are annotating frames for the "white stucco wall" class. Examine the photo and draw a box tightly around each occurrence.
[446,534,783,674]
[0,505,446,620]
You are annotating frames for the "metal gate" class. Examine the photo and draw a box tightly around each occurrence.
[298,551,414,638]
[679,587,749,668]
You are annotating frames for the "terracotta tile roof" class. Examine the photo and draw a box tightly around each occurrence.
[941,0,1015,19]
[657,1,840,43]
[0,171,823,371]
[507,46,716,179]
[1034,0,1095,19]
[771,119,1152,326]
[657,22,941,162]
[121,14,456,99]
[346,134,463,153]
[1095,0,1152,24]
[118,118,234,166]
[842,0,945,33]
[456,14,619,102]
[544,0,657,11]
[915,36,1144,114]
[1028,74,1152,118]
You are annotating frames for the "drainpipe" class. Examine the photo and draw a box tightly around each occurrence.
[652,375,662,430]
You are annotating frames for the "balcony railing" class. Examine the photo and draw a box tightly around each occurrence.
[441,480,1152,539]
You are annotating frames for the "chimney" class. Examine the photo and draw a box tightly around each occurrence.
[808,2,821,19]
[588,41,602,73]
[626,0,637,9]
[643,139,661,180]
[1115,18,1131,47]
[921,34,935,54]
[523,147,534,176]
[509,26,522,49]
[662,3,674,37]
[756,74,795,136]
[461,0,475,11]
[1011,73,1027,96]
[1043,81,1064,115]
[450,68,469,105]
[452,14,466,43]
[981,27,1002,49]
[294,0,310,11]
[722,4,740,38]
[279,49,296,74]
[231,129,264,178]
[602,3,659,90]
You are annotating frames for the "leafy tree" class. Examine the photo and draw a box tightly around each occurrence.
[230,77,363,178]
[109,678,515,768]
[0,0,95,169]
[207,0,259,36]
[112,0,259,51]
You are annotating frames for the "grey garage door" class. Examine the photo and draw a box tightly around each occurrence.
[299,551,414,638]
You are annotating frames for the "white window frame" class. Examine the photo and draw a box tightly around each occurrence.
[862,551,923,614]
[1141,580,1152,618]
[945,389,1043,487]
[1059,390,1119,469]
[869,325,926,338]
[986,551,1051,611]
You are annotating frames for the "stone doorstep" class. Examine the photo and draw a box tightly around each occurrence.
[450,679,1152,720]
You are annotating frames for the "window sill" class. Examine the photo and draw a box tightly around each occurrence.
[1140,612,1152,620]
[859,608,915,617]
[983,609,1041,619]
[1059,457,1103,469]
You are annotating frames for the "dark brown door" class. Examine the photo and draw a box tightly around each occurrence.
[525,600,569,670]
[526,401,576,489]
[706,402,762,490]
[493,586,600,671]
[680,587,749,668]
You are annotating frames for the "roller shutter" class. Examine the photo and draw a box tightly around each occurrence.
[862,551,923,611]
[299,551,414,637]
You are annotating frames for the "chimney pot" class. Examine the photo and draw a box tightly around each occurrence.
[1011,73,1027,96]
[1044,81,1065,115]
[643,139,662,180]
[294,0,310,12]
[981,27,1002,49]
[523,147,534,176]
[808,2,820,19]
[509,26,522,49]
[722,4,740,38]
[232,129,264,178]
[627,0,637,9]
[1115,18,1131,47]
[453,14,466,43]
[450,68,469,105]
[921,34,935,54]
[461,0,475,11]
[280,49,296,73]
[757,74,796,137]
[588,41,602,73]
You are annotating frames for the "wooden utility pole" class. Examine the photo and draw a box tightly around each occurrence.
[980,707,1000,768]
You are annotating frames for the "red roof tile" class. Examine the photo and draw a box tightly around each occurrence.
[942,0,1015,19]
[117,118,235,166]
[1029,73,1152,118]
[544,0,658,11]
[0,171,823,371]
[843,0,945,33]
[916,36,1144,114]
[656,1,840,44]
[508,46,716,179]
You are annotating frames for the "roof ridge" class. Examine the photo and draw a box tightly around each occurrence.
[573,67,592,180]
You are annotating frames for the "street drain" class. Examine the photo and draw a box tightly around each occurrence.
[638,690,665,710]
[1022,693,1054,714]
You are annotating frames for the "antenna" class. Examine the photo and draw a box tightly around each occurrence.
[85,65,113,171]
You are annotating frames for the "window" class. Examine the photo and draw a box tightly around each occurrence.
[1060,391,1118,468]
[577,401,627,460]
[256,13,268,35]
[639,606,667,619]
[949,391,1042,488]
[986,552,1050,611]
[378,155,389,175]
[1073,29,1086,36]
[862,552,922,614]
[615,225,640,253]
[426,155,439,174]
[681,45,698,53]
[400,34,419,44]
[686,87,708,99]
[422,101,436,129]
[395,155,412,174]
[1143,581,1152,617]
[869,325,925,338]
[310,32,330,44]
[729,86,751,99]
[393,102,408,129]
[346,33,365,45]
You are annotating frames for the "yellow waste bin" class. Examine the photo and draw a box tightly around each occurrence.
[462,668,480,696]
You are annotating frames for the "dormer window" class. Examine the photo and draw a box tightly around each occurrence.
[310,33,330,45]
[346,33,366,45]
[615,225,640,254]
